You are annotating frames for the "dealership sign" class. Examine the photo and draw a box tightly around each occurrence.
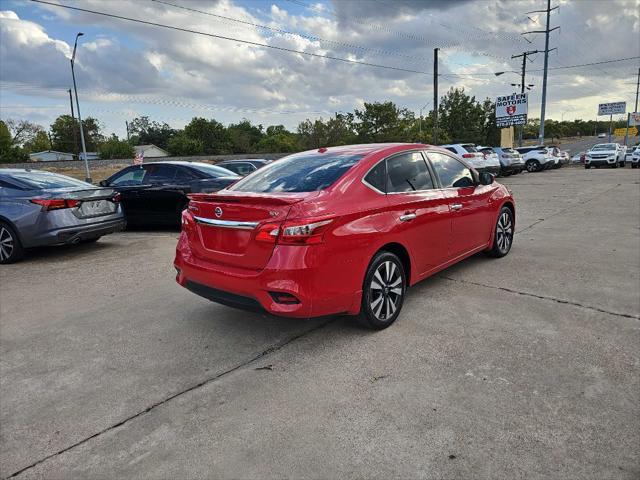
[495,93,528,128]
[597,102,626,116]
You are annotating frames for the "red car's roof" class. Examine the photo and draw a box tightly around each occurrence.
[300,143,430,156]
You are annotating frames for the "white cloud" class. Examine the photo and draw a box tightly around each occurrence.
[0,0,638,138]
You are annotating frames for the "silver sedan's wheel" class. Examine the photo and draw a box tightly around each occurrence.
[0,223,23,264]
[0,226,15,262]
[358,251,406,329]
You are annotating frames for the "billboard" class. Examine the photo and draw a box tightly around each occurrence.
[597,102,626,116]
[496,93,527,128]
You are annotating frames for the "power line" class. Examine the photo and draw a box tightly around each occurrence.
[29,0,434,76]
[150,0,432,63]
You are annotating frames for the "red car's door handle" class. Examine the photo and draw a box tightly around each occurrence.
[399,213,417,222]
[451,203,463,211]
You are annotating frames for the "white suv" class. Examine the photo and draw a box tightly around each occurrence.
[515,146,555,172]
[585,143,626,169]
[624,145,638,167]
[441,143,500,174]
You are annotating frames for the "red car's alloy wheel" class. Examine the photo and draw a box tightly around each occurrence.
[359,252,406,329]
[487,207,514,258]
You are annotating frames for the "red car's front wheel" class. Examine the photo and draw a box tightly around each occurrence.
[358,251,406,330]
[487,207,514,258]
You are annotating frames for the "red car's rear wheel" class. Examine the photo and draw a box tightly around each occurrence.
[358,251,406,330]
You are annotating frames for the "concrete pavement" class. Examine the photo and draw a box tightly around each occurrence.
[1,167,639,479]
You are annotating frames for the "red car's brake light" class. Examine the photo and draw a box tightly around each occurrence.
[279,218,333,245]
[462,153,475,158]
[30,199,80,211]
[255,218,334,245]
[255,223,281,243]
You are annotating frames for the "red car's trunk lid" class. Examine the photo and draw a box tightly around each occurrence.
[187,191,315,270]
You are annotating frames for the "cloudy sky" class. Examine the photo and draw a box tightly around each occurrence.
[1,0,638,138]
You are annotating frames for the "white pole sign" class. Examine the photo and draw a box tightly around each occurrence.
[496,93,528,128]
[597,102,626,116]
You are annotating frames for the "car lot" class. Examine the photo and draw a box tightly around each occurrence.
[1,167,639,479]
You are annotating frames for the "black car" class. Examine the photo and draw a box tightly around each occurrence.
[214,159,272,176]
[99,162,240,227]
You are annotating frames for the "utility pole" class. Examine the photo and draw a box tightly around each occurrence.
[625,67,640,146]
[125,120,130,142]
[67,89,78,157]
[523,0,558,145]
[70,32,91,183]
[511,50,539,147]
[433,47,439,145]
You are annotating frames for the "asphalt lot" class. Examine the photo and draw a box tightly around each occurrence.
[1,166,639,479]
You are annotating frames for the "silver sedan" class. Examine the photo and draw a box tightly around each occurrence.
[0,169,125,263]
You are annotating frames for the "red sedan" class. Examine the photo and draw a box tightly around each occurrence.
[175,143,515,329]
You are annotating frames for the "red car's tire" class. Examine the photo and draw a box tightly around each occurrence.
[486,207,514,258]
[357,251,406,330]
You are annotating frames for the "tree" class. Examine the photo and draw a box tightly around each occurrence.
[256,125,298,152]
[0,120,28,163]
[128,116,176,150]
[297,113,355,150]
[98,135,135,159]
[480,98,500,147]
[50,115,101,154]
[167,133,204,156]
[227,119,263,153]
[297,119,327,149]
[184,117,231,154]
[438,88,484,144]
[3,119,44,147]
[23,131,51,153]
[353,102,413,142]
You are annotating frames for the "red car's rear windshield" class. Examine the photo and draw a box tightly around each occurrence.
[229,152,364,193]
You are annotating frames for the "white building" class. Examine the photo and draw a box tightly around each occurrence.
[79,152,100,161]
[134,144,169,158]
[29,150,75,162]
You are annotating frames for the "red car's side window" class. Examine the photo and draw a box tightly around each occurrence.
[426,152,474,189]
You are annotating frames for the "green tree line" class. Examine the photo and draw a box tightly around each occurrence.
[1,87,632,164]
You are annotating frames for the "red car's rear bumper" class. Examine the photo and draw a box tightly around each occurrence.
[174,232,360,318]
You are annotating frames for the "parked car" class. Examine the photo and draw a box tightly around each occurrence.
[441,144,492,174]
[547,146,563,169]
[100,162,240,227]
[584,143,626,169]
[214,159,272,176]
[175,143,515,329]
[630,147,640,168]
[0,169,125,264]
[483,147,525,176]
[475,147,503,176]
[571,152,586,164]
[515,146,555,172]
[597,133,607,138]
[624,145,638,161]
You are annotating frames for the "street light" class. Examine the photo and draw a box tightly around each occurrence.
[70,32,91,183]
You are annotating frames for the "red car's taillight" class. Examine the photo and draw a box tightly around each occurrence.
[462,153,475,158]
[30,199,80,211]
[255,223,281,243]
[255,218,334,245]
[181,209,196,232]
[279,218,333,245]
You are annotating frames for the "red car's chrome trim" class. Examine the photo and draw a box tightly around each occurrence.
[193,216,259,230]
